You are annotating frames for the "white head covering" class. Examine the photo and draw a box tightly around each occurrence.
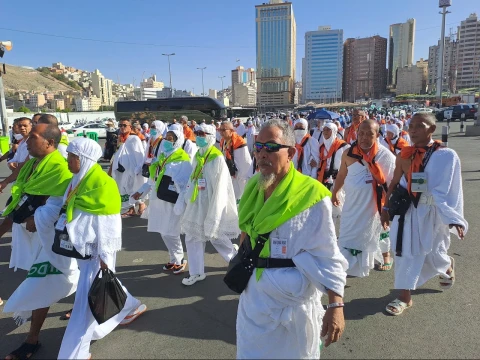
[395,120,404,131]
[64,137,102,203]
[151,120,166,141]
[321,122,338,151]
[195,123,216,154]
[293,118,309,144]
[163,124,185,155]
[386,124,400,139]
[142,123,149,129]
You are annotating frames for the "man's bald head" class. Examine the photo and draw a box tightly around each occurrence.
[221,121,234,130]
[359,119,380,133]
[38,114,59,126]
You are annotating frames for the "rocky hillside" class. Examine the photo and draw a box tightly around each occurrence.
[1,64,77,93]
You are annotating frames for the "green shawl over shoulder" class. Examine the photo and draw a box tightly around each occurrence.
[149,148,190,191]
[3,150,72,217]
[238,162,331,280]
[65,164,121,222]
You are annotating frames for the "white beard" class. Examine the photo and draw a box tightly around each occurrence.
[257,173,276,191]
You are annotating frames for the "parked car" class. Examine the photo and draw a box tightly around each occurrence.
[70,122,107,138]
[415,108,434,113]
[58,122,74,131]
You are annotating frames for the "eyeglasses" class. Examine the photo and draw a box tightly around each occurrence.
[119,124,130,128]
[218,128,230,132]
[254,142,291,153]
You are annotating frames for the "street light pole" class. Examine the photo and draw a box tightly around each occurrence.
[197,67,206,96]
[162,53,175,98]
[436,1,452,107]
[218,76,226,91]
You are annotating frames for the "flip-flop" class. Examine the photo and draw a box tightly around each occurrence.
[120,304,147,326]
[439,256,455,289]
[377,259,393,271]
[6,342,41,360]
[385,299,412,316]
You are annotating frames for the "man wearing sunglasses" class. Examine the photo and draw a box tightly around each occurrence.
[292,118,320,178]
[236,119,347,359]
[219,121,252,202]
[181,123,239,286]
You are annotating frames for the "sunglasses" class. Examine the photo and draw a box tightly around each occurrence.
[119,124,130,128]
[254,142,291,153]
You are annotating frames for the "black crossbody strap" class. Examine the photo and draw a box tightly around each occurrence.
[411,142,441,208]
[251,232,272,259]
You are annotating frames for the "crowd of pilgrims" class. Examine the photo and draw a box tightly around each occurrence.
[0,109,467,359]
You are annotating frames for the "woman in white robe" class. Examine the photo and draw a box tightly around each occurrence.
[133,127,193,274]
[58,138,146,360]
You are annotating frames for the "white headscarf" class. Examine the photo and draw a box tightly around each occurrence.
[64,137,102,203]
[395,120,404,131]
[151,120,166,141]
[163,124,185,155]
[293,118,309,144]
[386,124,400,139]
[195,123,216,154]
[321,122,338,151]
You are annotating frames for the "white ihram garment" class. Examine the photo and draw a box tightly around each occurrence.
[391,147,467,290]
[112,135,146,211]
[292,137,320,179]
[338,145,395,277]
[245,126,256,154]
[8,140,29,164]
[231,146,253,201]
[4,197,80,325]
[137,159,192,265]
[182,152,240,275]
[58,253,140,359]
[182,139,197,162]
[237,199,348,359]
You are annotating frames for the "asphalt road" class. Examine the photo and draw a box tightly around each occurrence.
[0,121,479,359]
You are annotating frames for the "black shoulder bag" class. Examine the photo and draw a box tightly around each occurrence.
[223,142,238,177]
[156,175,179,204]
[224,232,296,294]
[52,208,91,260]
[8,194,47,224]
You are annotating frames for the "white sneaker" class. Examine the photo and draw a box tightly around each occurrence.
[182,274,206,286]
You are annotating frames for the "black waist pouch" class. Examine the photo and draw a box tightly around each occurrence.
[8,194,47,224]
[52,209,91,260]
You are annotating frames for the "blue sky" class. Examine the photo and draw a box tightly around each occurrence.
[1,0,478,94]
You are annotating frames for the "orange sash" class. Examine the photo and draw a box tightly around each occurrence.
[346,123,360,144]
[400,140,442,197]
[183,125,196,142]
[220,132,247,160]
[348,141,387,214]
[317,139,346,182]
[147,136,163,158]
[295,134,311,173]
[386,137,408,154]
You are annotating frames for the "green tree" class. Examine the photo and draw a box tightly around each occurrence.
[61,108,72,113]
[16,106,31,113]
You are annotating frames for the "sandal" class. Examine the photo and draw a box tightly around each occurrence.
[377,259,393,271]
[439,256,455,290]
[60,308,73,320]
[136,203,146,216]
[121,208,136,218]
[386,299,412,316]
[120,304,147,326]
[5,342,41,360]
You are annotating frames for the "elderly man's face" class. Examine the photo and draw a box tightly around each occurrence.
[352,111,365,124]
[357,121,379,151]
[254,126,295,178]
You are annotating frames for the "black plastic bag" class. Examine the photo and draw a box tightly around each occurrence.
[88,269,127,324]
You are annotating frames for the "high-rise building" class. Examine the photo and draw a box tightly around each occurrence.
[91,69,114,106]
[396,59,428,95]
[456,13,480,89]
[233,83,257,106]
[231,66,256,104]
[343,36,388,102]
[388,18,416,86]
[303,26,343,103]
[427,36,457,93]
[255,0,296,106]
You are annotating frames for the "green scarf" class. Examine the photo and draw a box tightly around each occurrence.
[238,162,331,280]
[3,150,72,217]
[60,134,69,146]
[149,148,190,191]
[65,164,121,222]
[189,145,222,202]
